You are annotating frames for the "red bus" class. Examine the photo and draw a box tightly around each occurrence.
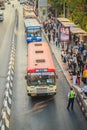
[25,42,58,96]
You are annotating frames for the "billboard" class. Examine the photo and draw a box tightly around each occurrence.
[60,27,70,42]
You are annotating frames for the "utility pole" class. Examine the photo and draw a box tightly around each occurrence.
[63,1,65,18]
[38,0,48,22]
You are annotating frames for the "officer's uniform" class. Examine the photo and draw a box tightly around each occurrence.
[67,88,76,110]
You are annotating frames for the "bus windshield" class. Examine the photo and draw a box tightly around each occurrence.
[27,72,55,85]
[27,32,41,37]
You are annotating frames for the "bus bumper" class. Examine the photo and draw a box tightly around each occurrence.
[27,93,56,96]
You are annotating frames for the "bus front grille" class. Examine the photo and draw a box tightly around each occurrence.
[36,88,47,93]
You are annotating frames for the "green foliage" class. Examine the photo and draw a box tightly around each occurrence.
[48,0,65,16]
[48,0,87,31]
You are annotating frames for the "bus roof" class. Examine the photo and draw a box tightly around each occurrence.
[23,5,34,12]
[23,12,36,19]
[24,18,42,30]
[27,42,56,73]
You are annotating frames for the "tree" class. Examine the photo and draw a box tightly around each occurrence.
[48,0,65,17]
[48,0,87,31]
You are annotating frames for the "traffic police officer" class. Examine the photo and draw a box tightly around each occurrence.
[67,87,76,110]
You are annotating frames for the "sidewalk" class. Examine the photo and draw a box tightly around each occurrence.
[43,30,87,119]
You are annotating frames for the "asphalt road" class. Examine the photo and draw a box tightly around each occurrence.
[0,3,15,113]
[0,1,87,130]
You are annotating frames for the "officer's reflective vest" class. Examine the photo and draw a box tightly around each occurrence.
[69,91,75,98]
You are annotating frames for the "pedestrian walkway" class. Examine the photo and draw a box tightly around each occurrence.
[43,29,87,119]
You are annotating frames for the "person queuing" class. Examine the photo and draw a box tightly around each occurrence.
[47,33,51,43]
[72,70,77,85]
[52,32,55,43]
[55,32,59,46]
[82,49,87,62]
[77,71,81,86]
[82,68,87,84]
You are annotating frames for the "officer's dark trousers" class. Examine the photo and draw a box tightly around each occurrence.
[67,98,74,110]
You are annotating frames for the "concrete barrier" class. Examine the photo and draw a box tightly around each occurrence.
[0,109,9,130]
[0,14,17,129]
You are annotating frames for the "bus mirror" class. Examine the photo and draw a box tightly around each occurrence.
[25,75,27,80]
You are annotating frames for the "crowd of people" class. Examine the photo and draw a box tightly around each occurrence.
[61,41,87,87]
[43,18,87,96]
[43,19,60,46]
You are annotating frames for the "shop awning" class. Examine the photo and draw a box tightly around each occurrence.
[57,18,70,22]
[61,21,77,27]
[70,27,86,34]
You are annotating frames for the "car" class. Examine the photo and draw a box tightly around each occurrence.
[0,6,5,10]
[7,1,11,4]
[0,12,4,21]
[20,0,25,5]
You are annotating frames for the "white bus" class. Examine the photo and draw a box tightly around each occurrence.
[24,18,42,43]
